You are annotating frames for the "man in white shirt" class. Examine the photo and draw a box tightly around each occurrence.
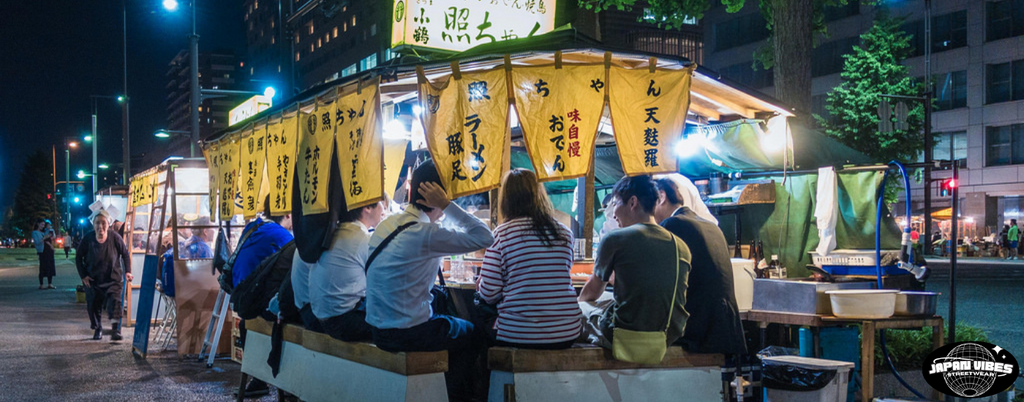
[365,160,494,352]
[310,199,386,341]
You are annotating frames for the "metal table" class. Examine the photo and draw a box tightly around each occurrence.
[741,310,944,401]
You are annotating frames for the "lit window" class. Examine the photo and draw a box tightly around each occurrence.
[295,35,300,44]
[271,36,275,44]
[254,0,258,9]
[342,5,347,12]
[250,67,254,75]
[307,21,314,35]
[295,52,300,61]
[342,64,357,77]
[271,20,275,29]
[333,27,338,38]
[317,38,322,48]
[371,24,377,36]
[344,22,348,32]
[278,65,281,72]
[325,33,330,43]
[352,15,356,27]
[310,43,314,52]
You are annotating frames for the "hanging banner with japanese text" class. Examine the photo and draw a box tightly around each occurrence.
[130,172,159,208]
[512,65,605,181]
[217,138,240,219]
[418,68,508,199]
[391,0,557,53]
[609,66,694,176]
[239,124,268,219]
[265,115,297,216]
[203,144,220,216]
[296,104,336,216]
[334,80,384,210]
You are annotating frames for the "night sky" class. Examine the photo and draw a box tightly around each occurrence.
[0,0,246,215]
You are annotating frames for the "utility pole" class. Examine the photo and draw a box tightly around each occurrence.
[122,0,132,185]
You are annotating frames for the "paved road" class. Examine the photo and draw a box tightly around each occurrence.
[0,249,277,402]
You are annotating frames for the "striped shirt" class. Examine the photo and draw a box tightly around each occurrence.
[478,218,582,344]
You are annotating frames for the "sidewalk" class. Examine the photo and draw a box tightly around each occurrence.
[0,249,276,402]
[924,255,1024,279]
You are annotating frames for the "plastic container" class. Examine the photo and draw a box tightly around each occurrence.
[762,355,855,402]
[731,258,755,312]
[825,289,898,319]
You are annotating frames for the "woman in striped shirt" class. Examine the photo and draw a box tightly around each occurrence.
[478,168,582,349]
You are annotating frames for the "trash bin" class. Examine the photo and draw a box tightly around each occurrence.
[762,355,855,402]
[75,285,86,304]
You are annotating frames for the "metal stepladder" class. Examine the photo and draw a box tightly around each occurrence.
[198,288,231,367]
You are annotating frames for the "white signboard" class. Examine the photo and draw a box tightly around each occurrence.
[391,0,557,52]
[229,95,273,127]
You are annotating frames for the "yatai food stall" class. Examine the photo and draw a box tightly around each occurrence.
[125,158,235,358]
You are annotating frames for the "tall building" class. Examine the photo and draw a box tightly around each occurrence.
[243,1,704,97]
[160,49,251,165]
[700,0,1024,233]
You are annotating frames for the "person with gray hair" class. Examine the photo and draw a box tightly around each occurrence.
[76,210,133,340]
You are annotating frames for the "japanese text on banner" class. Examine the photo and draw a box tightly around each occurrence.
[130,173,158,207]
[265,115,297,216]
[334,81,384,210]
[418,68,508,199]
[391,0,556,53]
[217,139,240,219]
[296,105,336,216]
[512,65,605,181]
[239,125,267,219]
[203,145,220,216]
[609,66,694,175]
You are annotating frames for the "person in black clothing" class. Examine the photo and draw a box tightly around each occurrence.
[76,210,133,341]
[653,177,747,355]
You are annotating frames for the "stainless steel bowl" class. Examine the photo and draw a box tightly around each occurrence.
[894,291,938,316]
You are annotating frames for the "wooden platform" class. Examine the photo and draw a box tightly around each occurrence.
[487,345,725,402]
[240,319,448,402]
[488,344,724,372]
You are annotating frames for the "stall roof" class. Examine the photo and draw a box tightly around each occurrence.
[204,29,795,145]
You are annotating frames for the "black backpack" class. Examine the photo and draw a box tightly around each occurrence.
[230,240,296,320]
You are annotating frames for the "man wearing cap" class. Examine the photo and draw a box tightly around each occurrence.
[76,209,133,340]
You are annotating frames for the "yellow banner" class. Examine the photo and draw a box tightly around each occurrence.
[418,68,508,198]
[383,138,410,199]
[334,81,384,210]
[130,172,159,207]
[203,144,220,216]
[296,103,336,216]
[266,114,297,216]
[512,65,605,181]
[609,66,694,175]
[217,138,240,219]
[238,124,267,219]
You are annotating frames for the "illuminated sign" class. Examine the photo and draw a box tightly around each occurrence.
[228,95,273,126]
[391,0,556,53]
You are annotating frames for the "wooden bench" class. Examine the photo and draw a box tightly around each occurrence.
[487,345,726,402]
[239,319,449,402]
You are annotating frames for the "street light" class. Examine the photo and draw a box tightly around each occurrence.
[98,163,110,169]
[164,0,200,158]
[154,129,190,139]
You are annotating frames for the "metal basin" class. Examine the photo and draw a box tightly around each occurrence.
[752,278,875,315]
[894,291,938,316]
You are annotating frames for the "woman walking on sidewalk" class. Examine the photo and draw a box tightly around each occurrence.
[76,210,132,340]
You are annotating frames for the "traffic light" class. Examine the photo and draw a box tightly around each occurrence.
[940,178,957,197]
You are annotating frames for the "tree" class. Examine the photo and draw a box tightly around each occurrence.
[816,13,925,164]
[9,150,57,238]
[579,0,854,116]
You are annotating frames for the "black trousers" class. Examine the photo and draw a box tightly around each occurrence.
[90,287,123,326]
[85,286,98,328]
[298,304,324,333]
[321,308,372,342]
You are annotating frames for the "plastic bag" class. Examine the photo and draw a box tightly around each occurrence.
[758,346,838,392]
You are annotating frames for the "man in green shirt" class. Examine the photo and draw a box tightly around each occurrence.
[578,175,691,349]
[1008,219,1019,260]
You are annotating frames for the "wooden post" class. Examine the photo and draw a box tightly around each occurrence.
[860,321,876,402]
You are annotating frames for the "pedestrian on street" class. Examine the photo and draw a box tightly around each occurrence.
[62,232,72,259]
[1008,220,1019,260]
[999,225,1010,259]
[76,210,132,340]
[32,219,57,289]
